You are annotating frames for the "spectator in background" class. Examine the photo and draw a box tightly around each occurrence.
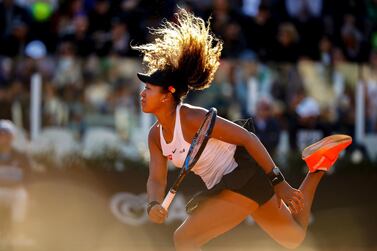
[233,51,274,117]
[83,76,112,116]
[322,0,366,41]
[6,79,29,129]
[362,50,377,132]
[0,0,30,39]
[187,60,236,119]
[110,17,131,57]
[43,82,68,127]
[334,85,355,137]
[88,0,113,56]
[51,0,85,38]
[289,96,330,151]
[339,14,370,63]
[318,35,333,65]
[117,0,148,48]
[221,21,248,58]
[285,0,322,19]
[0,19,31,58]
[329,46,357,137]
[53,41,83,88]
[241,0,261,17]
[243,4,276,61]
[60,14,94,57]
[0,85,13,121]
[233,53,256,118]
[366,0,377,41]
[254,97,280,157]
[0,78,29,129]
[295,97,321,139]
[270,64,304,110]
[205,0,244,41]
[0,57,13,89]
[367,0,377,24]
[284,0,323,60]
[0,120,31,246]
[272,22,300,63]
[109,77,139,141]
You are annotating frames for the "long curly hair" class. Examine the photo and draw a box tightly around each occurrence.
[133,8,223,99]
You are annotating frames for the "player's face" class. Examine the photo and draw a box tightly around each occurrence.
[140,83,165,113]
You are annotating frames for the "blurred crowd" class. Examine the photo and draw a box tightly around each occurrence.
[0,1,377,248]
[0,0,377,159]
[1,0,377,61]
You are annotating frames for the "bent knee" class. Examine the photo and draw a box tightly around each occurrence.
[278,231,306,249]
[174,227,202,249]
[173,228,186,246]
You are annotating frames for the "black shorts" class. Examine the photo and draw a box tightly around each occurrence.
[186,118,275,214]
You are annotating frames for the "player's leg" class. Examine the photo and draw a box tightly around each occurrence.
[294,134,352,228]
[174,189,259,251]
[251,171,324,249]
[251,135,352,248]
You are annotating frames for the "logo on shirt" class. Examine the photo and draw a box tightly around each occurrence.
[168,148,186,161]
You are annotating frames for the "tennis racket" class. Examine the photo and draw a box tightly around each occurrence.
[161,107,217,210]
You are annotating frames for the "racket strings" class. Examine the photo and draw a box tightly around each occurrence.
[162,108,217,210]
[187,114,214,165]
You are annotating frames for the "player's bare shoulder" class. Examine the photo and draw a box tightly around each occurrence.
[148,122,161,150]
[180,103,208,128]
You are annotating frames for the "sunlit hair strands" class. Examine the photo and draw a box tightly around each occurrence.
[133,8,223,100]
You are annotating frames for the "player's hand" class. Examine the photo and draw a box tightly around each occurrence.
[148,203,168,224]
[274,181,304,215]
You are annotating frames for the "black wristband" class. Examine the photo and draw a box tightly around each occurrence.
[146,201,160,215]
[267,167,285,186]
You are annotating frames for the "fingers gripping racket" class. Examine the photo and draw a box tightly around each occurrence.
[161,108,217,210]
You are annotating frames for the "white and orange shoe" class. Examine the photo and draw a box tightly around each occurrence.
[302,134,352,173]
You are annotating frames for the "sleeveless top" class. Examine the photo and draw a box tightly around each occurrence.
[159,104,238,189]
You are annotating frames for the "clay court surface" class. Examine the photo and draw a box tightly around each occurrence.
[2,168,376,251]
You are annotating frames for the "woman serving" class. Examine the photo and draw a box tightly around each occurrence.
[133,9,351,251]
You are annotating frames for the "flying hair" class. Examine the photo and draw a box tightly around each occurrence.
[132,8,223,92]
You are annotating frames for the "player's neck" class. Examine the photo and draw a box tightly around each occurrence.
[155,104,176,133]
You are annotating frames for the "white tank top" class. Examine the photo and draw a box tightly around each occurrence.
[159,104,238,189]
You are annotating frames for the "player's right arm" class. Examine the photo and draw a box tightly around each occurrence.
[146,123,169,223]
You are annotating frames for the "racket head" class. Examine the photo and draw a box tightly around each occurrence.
[163,107,217,208]
[183,107,217,171]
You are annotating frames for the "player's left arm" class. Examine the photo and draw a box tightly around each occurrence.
[183,106,304,212]
[212,115,304,212]
[182,105,275,174]
[211,116,277,174]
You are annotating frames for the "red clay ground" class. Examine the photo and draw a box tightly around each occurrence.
[2,168,376,251]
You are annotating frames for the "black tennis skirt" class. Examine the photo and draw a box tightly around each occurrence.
[186,118,275,214]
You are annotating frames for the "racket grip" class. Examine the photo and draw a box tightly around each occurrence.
[161,190,176,210]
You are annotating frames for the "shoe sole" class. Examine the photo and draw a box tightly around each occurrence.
[302,134,352,160]
[302,134,352,172]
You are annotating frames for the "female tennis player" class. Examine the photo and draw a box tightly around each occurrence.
[134,9,352,250]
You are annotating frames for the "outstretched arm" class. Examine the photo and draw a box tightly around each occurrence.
[183,106,304,213]
[146,124,169,223]
[183,106,276,174]
[212,116,304,213]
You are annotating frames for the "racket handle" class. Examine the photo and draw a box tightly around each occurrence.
[161,190,176,210]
